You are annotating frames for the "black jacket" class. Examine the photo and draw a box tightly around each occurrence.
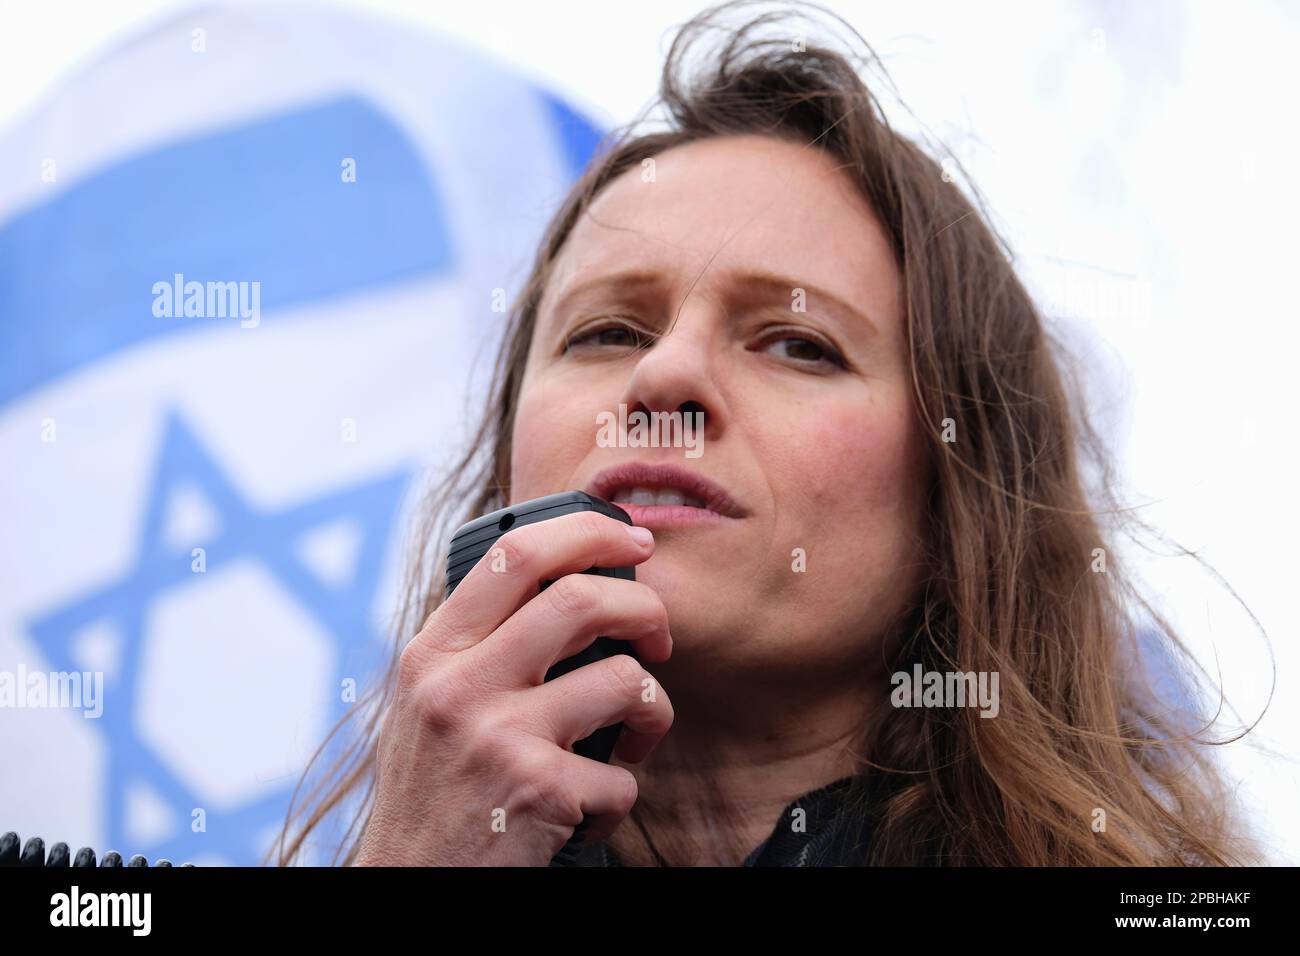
[559,775,870,867]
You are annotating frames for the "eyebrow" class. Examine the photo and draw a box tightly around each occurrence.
[732,269,879,338]
[547,269,665,317]
[548,267,879,337]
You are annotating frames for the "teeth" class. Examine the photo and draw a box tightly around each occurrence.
[612,487,706,508]
[629,487,659,506]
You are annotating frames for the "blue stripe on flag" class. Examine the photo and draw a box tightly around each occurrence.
[0,95,453,404]
[539,91,604,181]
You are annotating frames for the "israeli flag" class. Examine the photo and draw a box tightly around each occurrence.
[0,3,602,865]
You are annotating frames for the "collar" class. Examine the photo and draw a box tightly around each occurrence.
[560,775,866,867]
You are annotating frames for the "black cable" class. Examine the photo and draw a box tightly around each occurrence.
[0,831,192,867]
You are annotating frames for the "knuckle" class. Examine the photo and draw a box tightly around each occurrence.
[545,573,600,619]
[415,602,441,636]
[513,754,579,824]
[410,670,468,733]
[489,530,532,581]
[465,704,517,755]
[569,512,613,556]
[397,636,431,691]
[572,509,611,549]
[396,605,460,690]
[619,582,666,636]
[601,654,647,701]
[641,587,670,630]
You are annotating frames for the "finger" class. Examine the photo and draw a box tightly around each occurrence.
[553,751,640,845]
[471,575,672,688]
[522,654,674,764]
[421,510,654,654]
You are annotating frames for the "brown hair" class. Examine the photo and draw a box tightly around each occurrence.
[274,0,1267,866]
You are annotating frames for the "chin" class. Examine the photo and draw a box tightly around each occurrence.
[637,566,742,649]
[635,560,703,608]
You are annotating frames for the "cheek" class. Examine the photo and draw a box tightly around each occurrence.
[775,393,927,561]
[769,395,929,647]
[508,380,597,502]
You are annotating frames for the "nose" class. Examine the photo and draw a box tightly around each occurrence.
[615,304,727,448]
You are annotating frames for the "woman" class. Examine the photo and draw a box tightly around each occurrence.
[277,1,1263,867]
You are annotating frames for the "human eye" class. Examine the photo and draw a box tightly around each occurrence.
[754,327,849,371]
[562,318,653,354]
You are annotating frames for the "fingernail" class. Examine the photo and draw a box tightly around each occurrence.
[627,526,653,547]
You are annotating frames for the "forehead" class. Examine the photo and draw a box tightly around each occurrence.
[540,134,900,323]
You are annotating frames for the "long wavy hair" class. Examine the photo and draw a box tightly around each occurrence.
[274,0,1267,866]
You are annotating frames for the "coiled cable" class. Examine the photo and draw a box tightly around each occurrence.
[0,831,194,867]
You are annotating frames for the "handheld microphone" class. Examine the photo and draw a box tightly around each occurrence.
[444,490,638,865]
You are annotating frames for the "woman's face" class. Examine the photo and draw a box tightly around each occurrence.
[509,133,931,688]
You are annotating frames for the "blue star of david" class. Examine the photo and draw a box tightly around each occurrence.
[27,410,410,865]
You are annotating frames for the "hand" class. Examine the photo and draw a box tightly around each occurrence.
[355,511,673,865]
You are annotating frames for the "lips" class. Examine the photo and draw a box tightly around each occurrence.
[587,462,746,519]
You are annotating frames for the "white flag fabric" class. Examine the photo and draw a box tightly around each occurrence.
[0,3,602,866]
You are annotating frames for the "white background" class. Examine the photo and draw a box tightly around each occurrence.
[2,0,1296,861]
